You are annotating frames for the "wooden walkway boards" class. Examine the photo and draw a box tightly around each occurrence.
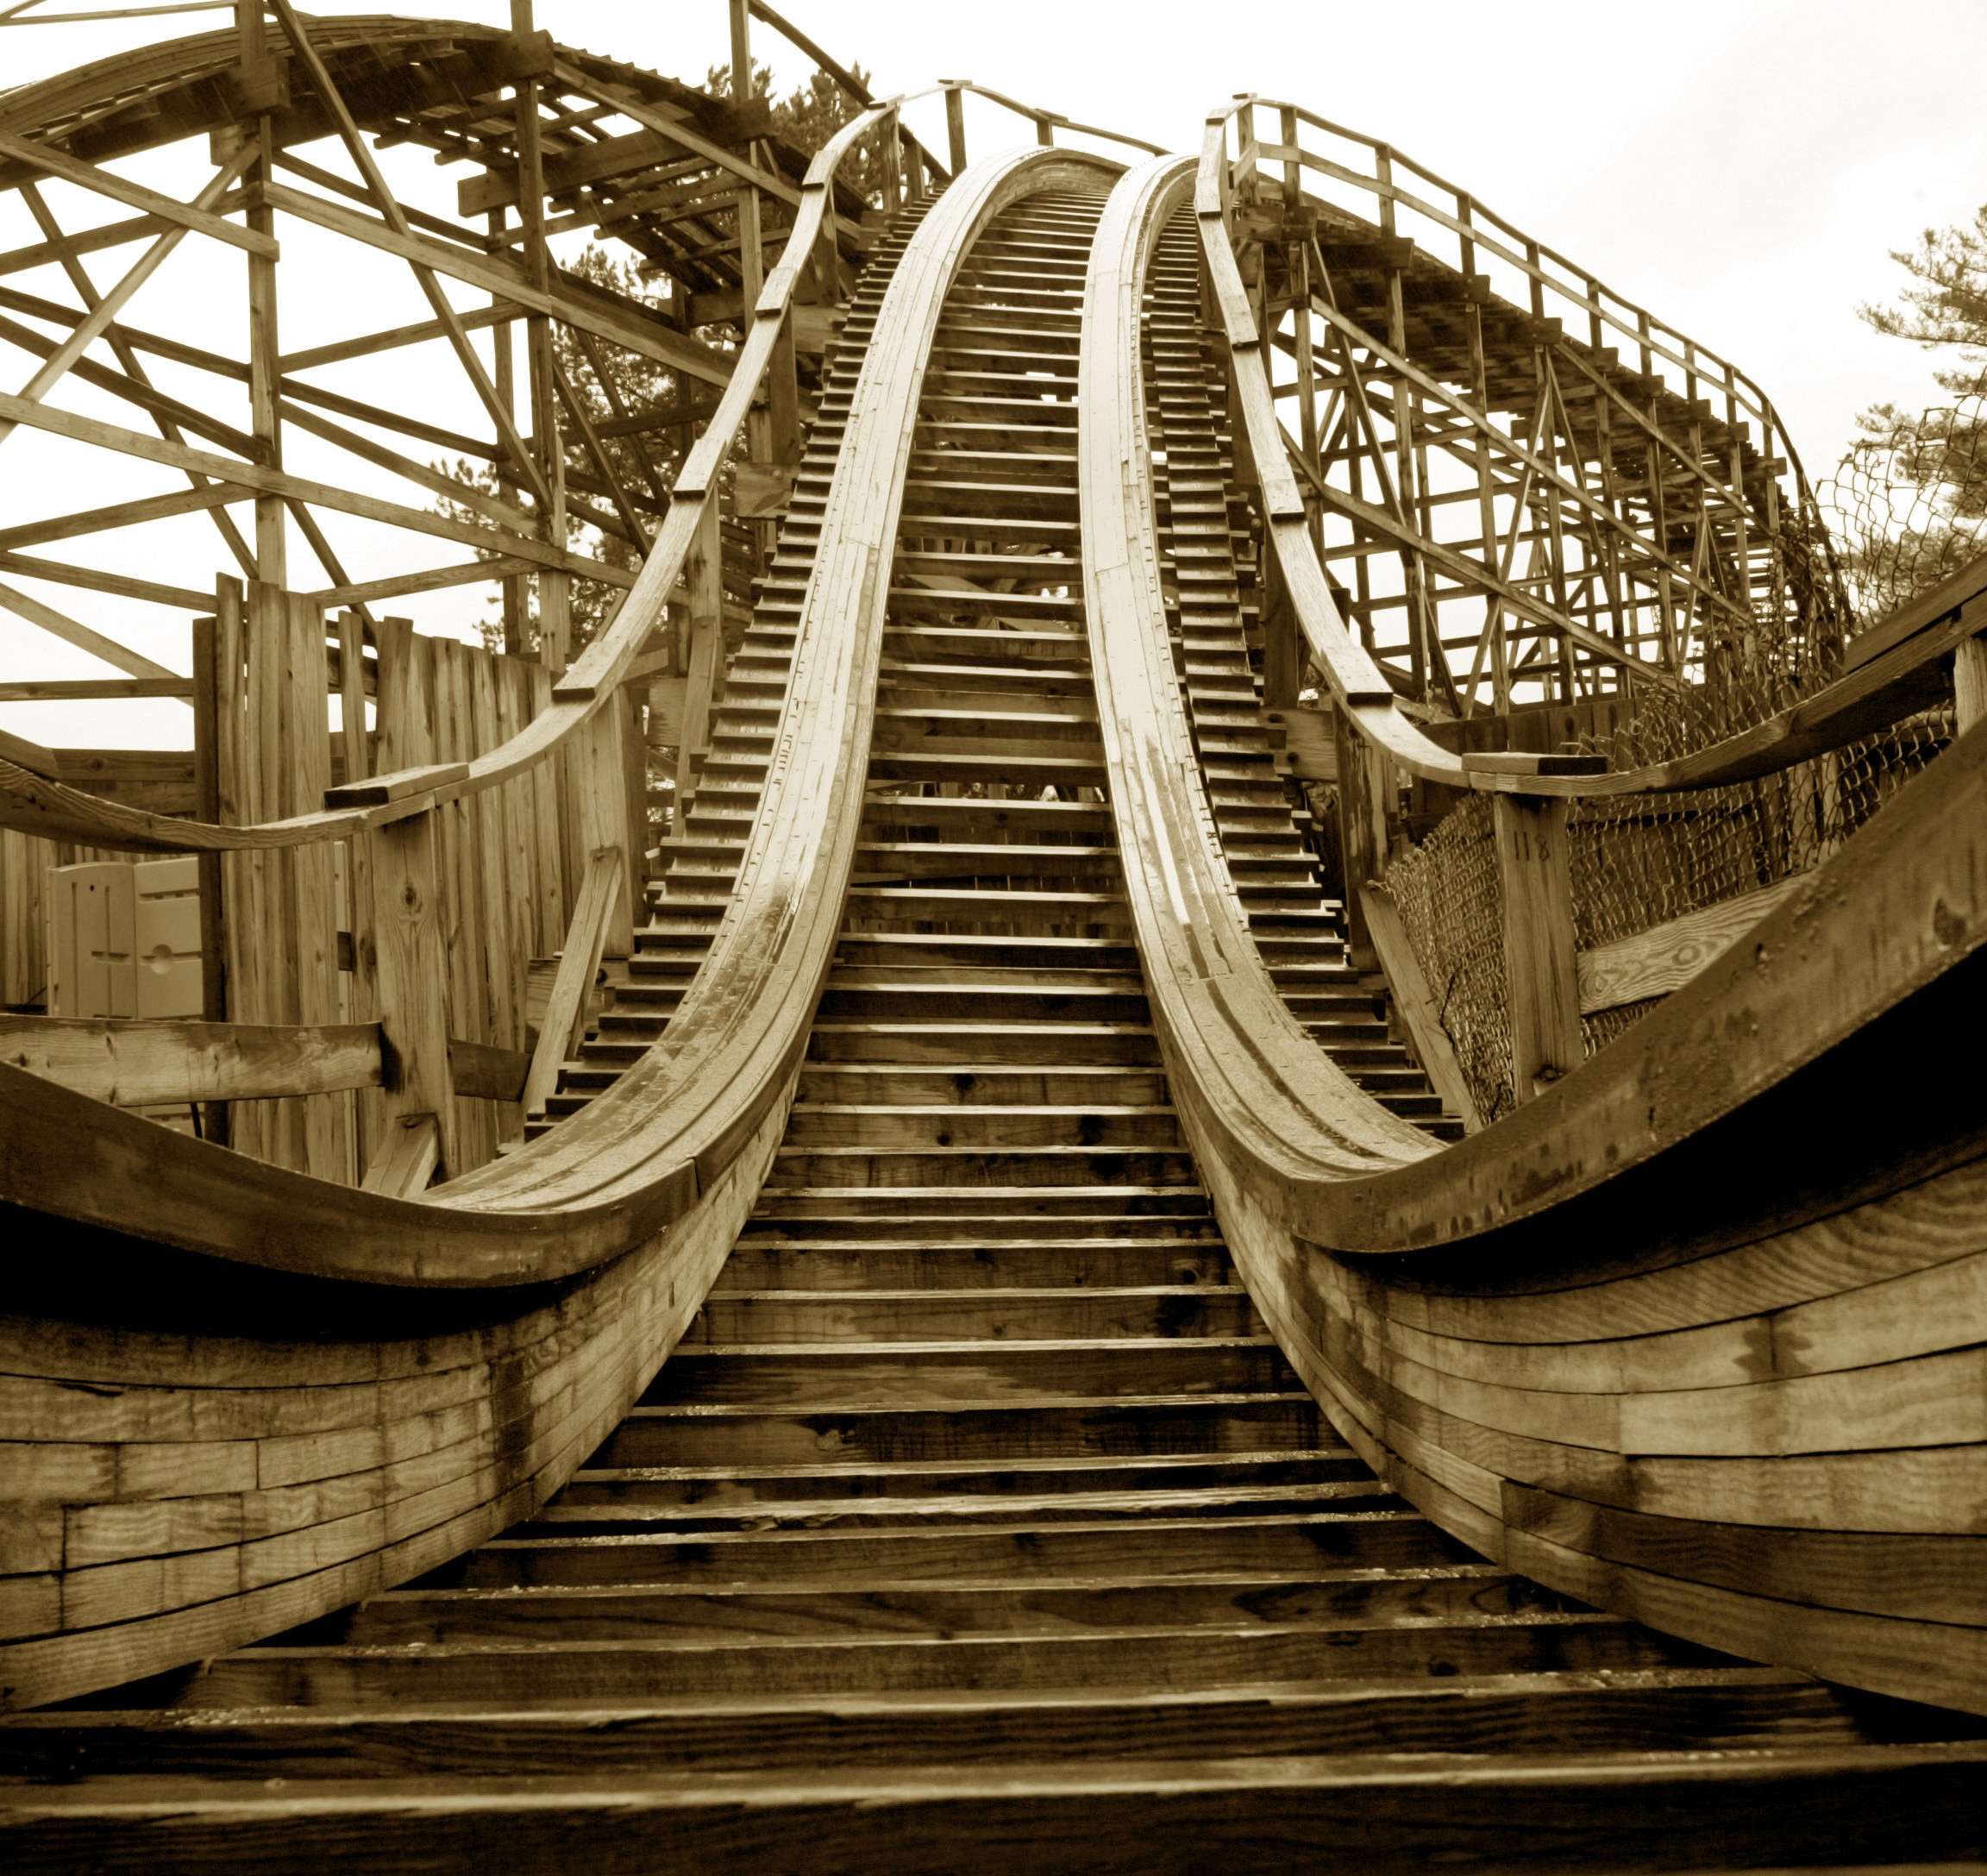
[4,179,1984,1874]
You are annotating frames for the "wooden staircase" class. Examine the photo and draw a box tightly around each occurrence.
[7,183,1985,1876]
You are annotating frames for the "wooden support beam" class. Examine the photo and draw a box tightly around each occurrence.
[0,550,209,612]
[674,497,722,826]
[0,390,637,587]
[0,724,60,778]
[257,180,732,388]
[0,143,260,449]
[946,85,968,175]
[359,1111,439,1196]
[1359,884,1482,1132]
[263,0,551,509]
[1492,793,1582,1099]
[0,130,276,259]
[0,579,183,685]
[305,557,538,612]
[555,60,802,211]
[520,844,622,1117]
[278,302,520,375]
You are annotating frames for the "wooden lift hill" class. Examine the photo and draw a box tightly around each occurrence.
[0,5,1984,1869]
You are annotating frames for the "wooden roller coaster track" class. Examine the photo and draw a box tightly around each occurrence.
[0,5,1984,1868]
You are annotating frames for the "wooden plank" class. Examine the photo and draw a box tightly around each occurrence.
[1577,873,1809,1015]
[0,1015,381,1106]
[285,593,348,1183]
[1954,630,1987,734]
[0,550,209,613]
[0,678,191,702]
[0,725,61,778]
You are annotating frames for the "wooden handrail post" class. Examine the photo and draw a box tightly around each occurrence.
[1332,706,1387,972]
[674,496,723,838]
[945,85,967,175]
[1492,793,1583,1101]
[365,806,455,1186]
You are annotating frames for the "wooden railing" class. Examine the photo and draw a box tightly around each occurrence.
[1202,94,1851,713]
[1192,103,1987,1107]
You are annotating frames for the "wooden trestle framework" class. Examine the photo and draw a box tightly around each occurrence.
[0,8,1984,1868]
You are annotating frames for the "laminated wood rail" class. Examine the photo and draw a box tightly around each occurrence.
[2,16,1985,1873]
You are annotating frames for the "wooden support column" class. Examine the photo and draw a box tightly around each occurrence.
[1332,706,1388,973]
[366,806,455,1187]
[1492,793,1583,1101]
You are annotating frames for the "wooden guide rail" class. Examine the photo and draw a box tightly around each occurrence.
[1085,154,1987,1716]
[0,132,1120,1711]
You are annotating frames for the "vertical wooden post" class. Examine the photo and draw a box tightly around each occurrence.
[238,0,284,597]
[367,806,456,1185]
[945,85,967,175]
[285,592,348,1182]
[1261,548,1301,709]
[191,610,228,1145]
[490,207,528,658]
[1492,793,1583,1101]
[1953,615,1987,732]
[574,700,637,960]
[623,685,650,884]
[336,606,381,1169]
[674,497,723,833]
[513,0,567,671]
[1332,707,1387,973]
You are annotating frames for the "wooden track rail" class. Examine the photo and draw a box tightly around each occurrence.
[1082,154,1987,1716]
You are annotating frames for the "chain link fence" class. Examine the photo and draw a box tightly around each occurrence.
[1381,382,1979,1118]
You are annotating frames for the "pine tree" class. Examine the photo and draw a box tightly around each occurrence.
[1830,207,1987,617]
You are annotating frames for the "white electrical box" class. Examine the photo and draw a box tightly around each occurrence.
[44,856,203,1020]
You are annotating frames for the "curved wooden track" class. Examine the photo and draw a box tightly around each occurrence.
[1080,153,1987,1717]
[1,20,1984,1871]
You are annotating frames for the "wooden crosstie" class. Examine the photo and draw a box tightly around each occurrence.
[0,6,1984,1868]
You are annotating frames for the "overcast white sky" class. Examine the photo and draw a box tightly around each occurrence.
[3,0,1984,747]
